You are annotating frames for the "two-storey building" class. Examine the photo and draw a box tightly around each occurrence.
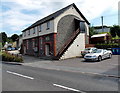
[22,3,90,60]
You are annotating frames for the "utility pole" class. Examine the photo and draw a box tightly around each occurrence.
[101,16,104,32]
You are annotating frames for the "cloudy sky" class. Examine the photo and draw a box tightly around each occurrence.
[1,0,119,36]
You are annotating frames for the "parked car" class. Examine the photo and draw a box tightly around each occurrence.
[6,47,12,51]
[6,47,20,54]
[84,49,112,61]
[81,47,97,57]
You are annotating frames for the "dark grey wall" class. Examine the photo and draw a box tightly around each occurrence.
[56,15,80,54]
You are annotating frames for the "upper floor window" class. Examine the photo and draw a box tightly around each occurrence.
[24,31,26,37]
[28,30,30,35]
[39,25,42,32]
[80,21,85,33]
[35,27,37,33]
[33,28,35,34]
[47,21,50,30]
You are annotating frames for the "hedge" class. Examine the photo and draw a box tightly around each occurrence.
[2,52,23,62]
[95,43,120,49]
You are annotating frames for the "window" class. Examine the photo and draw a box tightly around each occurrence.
[33,28,35,34]
[28,30,30,35]
[45,36,50,41]
[35,27,37,33]
[32,39,35,47]
[40,38,43,49]
[26,40,28,49]
[24,31,26,37]
[80,21,85,33]
[47,21,50,30]
[39,25,42,32]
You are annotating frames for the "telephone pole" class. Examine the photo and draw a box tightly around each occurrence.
[101,16,104,32]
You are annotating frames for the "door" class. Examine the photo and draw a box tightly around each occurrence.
[24,46,26,54]
[103,50,108,59]
[45,44,50,56]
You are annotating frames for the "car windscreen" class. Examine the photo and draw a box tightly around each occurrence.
[92,49,102,53]
[85,48,91,51]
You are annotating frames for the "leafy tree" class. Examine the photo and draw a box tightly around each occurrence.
[115,26,120,37]
[7,37,13,43]
[0,32,7,46]
[110,25,120,37]
[11,34,19,42]
[89,27,98,36]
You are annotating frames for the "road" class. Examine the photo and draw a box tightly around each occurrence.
[2,63,119,92]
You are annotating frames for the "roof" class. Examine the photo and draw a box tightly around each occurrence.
[22,3,90,32]
[91,33,108,38]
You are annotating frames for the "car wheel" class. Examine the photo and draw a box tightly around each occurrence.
[98,56,102,61]
[109,53,112,58]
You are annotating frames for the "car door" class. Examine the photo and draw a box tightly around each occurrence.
[103,50,108,59]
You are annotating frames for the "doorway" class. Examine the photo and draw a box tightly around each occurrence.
[24,46,26,54]
[45,44,51,56]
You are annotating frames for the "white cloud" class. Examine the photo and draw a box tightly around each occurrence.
[1,0,119,36]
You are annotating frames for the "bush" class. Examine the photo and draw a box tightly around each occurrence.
[2,52,23,62]
[14,56,23,62]
[95,43,120,49]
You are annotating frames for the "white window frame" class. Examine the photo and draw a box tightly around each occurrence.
[35,27,37,33]
[33,28,35,34]
[47,21,50,30]
[39,25,42,32]
[24,31,26,37]
[28,30,30,35]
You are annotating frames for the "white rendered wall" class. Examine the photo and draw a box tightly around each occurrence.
[60,33,85,59]
[38,20,54,36]
[22,19,54,40]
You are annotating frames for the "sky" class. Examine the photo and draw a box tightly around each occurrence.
[1,0,120,36]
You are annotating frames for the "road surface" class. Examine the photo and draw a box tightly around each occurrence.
[2,63,119,92]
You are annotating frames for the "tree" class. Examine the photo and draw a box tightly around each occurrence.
[0,32,7,46]
[110,25,120,37]
[11,34,19,42]
[115,26,120,37]
[89,27,98,36]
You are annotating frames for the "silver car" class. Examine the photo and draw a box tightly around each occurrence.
[84,49,112,61]
[81,47,97,57]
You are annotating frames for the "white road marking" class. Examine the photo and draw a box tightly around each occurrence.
[6,71,34,80]
[53,83,86,93]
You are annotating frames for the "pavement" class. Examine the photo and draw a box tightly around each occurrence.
[20,55,119,78]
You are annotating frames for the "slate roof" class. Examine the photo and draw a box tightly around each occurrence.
[22,3,90,32]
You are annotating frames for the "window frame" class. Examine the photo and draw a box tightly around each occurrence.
[24,31,26,37]
[33,28,35,34]
[39,25,42,32]
[28,30,30,35]
[46,21,50,30]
